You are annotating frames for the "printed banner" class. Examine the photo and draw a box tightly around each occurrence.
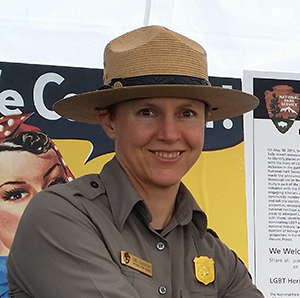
[0,61,250,296]
[244,70,300,298]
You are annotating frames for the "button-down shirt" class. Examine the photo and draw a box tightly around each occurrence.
[7,157,264,297]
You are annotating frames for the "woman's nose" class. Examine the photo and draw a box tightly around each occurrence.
[157,117,181,142]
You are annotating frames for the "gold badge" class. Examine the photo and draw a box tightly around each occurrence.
[121,250,152,277]
[193,256,215,285]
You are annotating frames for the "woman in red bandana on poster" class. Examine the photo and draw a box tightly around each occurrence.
[0,113,74,298]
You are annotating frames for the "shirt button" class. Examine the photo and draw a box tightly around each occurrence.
[158,285,167,295]
[156,241,165,251]
[90,181,99,188]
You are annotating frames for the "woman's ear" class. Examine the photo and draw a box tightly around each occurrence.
[97,110,116,140]
[205,110,211,122]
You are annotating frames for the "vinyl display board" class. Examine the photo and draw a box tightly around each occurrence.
[0,61,249,297]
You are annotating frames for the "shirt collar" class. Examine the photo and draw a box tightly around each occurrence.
[100,157,152,231]
[100,157,207,235]
[173,183,208,236]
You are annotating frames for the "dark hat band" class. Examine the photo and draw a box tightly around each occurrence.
[99,75,211,90]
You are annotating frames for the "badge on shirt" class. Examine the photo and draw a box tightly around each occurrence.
[193,256,215,285]
[121,250,152,277]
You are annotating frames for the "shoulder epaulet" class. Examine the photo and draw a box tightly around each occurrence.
[207,228,219,238]
[48,173,104,201]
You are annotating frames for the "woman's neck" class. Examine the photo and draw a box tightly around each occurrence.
[133,181,180,230]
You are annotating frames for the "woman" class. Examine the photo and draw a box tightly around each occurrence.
[0,113,73,297]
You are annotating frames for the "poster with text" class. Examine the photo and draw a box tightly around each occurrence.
[0,61,251,296]
[244,70,300,298]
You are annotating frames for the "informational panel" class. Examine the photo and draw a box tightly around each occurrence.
[244,70,300,298]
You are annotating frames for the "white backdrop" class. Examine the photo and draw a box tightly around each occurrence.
[1,0,300,79]
[1,1,300,296]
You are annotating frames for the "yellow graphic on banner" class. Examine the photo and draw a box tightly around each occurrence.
[193,256,215,285]
[183,142,248,266]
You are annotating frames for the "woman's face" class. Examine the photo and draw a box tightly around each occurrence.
[99,97,207,191]
[0,149,68,253]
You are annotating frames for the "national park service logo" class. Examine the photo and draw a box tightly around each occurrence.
[193,256,215,285]
[264,85,300,134]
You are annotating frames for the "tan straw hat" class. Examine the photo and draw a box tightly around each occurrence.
[53,25,259,124]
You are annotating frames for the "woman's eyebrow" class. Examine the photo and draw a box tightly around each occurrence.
[131,101,158,109]
[43,163,62,179]
[0,164,64,188]
[0,181,26,188]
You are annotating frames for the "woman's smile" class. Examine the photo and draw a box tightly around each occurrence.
[152,151,182,159]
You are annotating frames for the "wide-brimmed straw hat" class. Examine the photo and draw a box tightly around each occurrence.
[53,25,259,124]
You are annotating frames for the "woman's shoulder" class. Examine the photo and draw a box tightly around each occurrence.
[24,173,105,218]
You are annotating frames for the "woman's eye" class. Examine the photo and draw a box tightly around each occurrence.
[3,190,29,201]
[182,110,195,117]
[138,109,154,116]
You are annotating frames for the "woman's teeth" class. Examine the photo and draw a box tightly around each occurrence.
[154,151,181,159]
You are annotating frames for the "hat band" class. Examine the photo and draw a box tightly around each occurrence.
[100,75,211,90]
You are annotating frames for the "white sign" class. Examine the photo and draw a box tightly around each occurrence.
[244,70,300,298]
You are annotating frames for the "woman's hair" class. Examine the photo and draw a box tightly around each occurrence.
[0,131,52,154]
[106,102,119,119]
[0,113,74,181]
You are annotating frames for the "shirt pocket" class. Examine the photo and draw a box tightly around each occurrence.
[122,270,162,298]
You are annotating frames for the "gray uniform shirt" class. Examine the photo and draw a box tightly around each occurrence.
[7,157,264,298]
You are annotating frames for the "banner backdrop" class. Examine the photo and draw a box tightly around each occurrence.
[0,61,249,262]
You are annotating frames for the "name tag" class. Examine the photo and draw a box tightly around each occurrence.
[121,250,152,277]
